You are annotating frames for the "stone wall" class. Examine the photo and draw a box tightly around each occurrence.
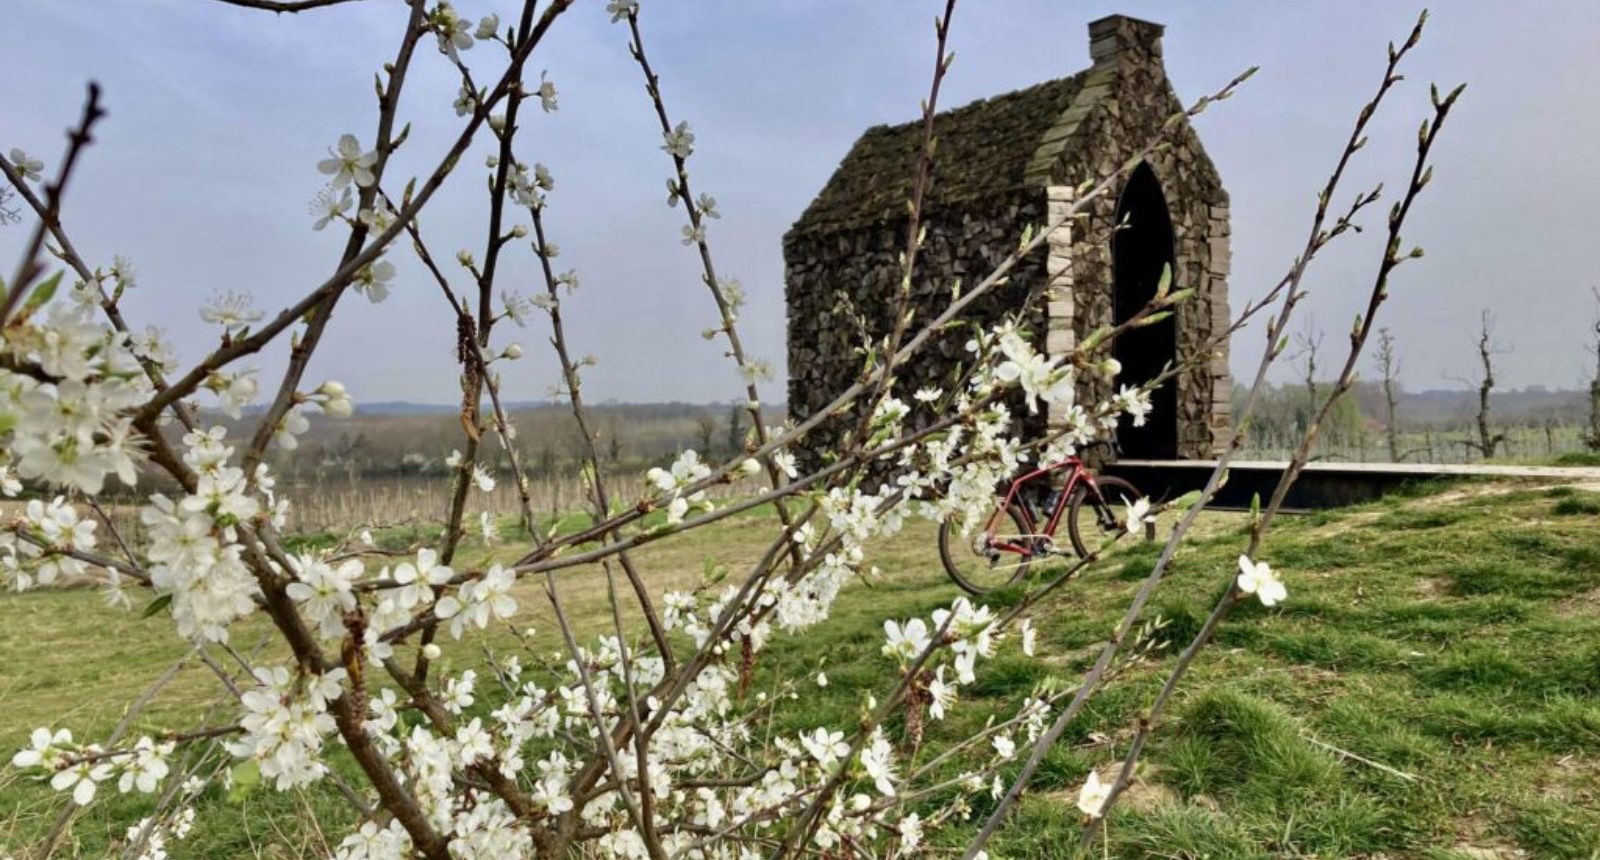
[784,190,1050,470]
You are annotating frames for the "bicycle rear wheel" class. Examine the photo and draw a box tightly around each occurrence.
[938,501,1033,596]
[1066,475,1154,558]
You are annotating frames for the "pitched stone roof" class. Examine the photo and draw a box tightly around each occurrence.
[789,69,1108,237]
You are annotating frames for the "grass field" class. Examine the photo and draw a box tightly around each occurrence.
[2,479,1598,858]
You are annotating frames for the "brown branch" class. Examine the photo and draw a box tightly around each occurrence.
[622,6,805,572]
[2,82,105,324]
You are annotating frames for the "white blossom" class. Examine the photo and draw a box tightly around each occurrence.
[1237,555,1287,607]
[9,148,44,181]
[317,134,378,189]
[474,12,500,40]
[661,121,695,159]
[1077,769,1110,818]
[200,292,265,332]
[605,0,638,23]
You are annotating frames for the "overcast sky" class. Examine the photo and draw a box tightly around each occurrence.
[5,0,1599,406]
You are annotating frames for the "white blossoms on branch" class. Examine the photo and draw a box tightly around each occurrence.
[606,0,638,23]
[228,666,343,789]
[474,12,500,40]
[9,147,44,181]
[646,449,711,525]
[1124,496,1153,535]
[352,258,395,304]
[992,325,1074,414]
[12,727,72,773]
[317,134,378,189]
[310,185,352,230]
[286,554,362,641]
[1236,554,1287,607]
[142,428,264,641]
[1077,769,1110,818]
[471,463,496,492]
[661,121,694,159]
[389,547,453,609]
[881,618,931,665]
[536,71,558,112]
[429,2,474,55]
[435,564,517,639]
[927,666,956,720]
[858,729,898,796]
[313,380,354,417]
[200,291,265,332]
[1114,384,1153,427]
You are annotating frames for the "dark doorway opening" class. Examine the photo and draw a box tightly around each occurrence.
[1111,162,1178,460]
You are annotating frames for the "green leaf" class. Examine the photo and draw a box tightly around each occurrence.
[1171,490,1203,511]
[1155,262,1172,298]
[20,271,64,317]
[227,760,260,803]
[141,593,174,619]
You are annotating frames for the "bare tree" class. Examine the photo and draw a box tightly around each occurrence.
[725,401,745,456]
[1586,287,1600,451]
[1461,309,1509,459]
[607,424,624,464]
[1375,327,1402,460]
[1293,314,1324,413]
[695,411,716,454]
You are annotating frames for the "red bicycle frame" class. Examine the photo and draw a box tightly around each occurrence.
[982,457,1105,555]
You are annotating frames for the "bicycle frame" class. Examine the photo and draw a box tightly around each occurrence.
[982,458,1106,555]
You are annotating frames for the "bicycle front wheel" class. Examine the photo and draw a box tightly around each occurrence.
[938,501,1033,596]
[1066,475,1154,558]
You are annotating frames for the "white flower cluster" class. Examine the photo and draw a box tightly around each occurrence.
[227,666,344,789]
[0,303,149,494]
[646,449,712,524]
[141,428,270,642]
[11,727,172,806]
[2,496,96,591]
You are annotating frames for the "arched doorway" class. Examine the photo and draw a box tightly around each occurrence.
[1111,162,1178,459]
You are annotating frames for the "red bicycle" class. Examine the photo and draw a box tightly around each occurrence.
[937,448,1151,595]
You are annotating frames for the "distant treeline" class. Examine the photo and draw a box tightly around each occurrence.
[230,401,787,482]
[1236,381,1595,463]
[195,382,1596,483]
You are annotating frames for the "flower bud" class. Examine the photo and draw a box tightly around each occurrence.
[322,397,354,419]
[422,643,442,660]
[503,343,524,360]
[739,458,761,476]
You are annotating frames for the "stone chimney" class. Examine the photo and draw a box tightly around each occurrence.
[1088,14,1165,69]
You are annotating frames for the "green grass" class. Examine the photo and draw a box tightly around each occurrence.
[3,481,1599,858]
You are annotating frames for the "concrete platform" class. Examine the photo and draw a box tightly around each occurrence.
[1103,459,1600,511]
